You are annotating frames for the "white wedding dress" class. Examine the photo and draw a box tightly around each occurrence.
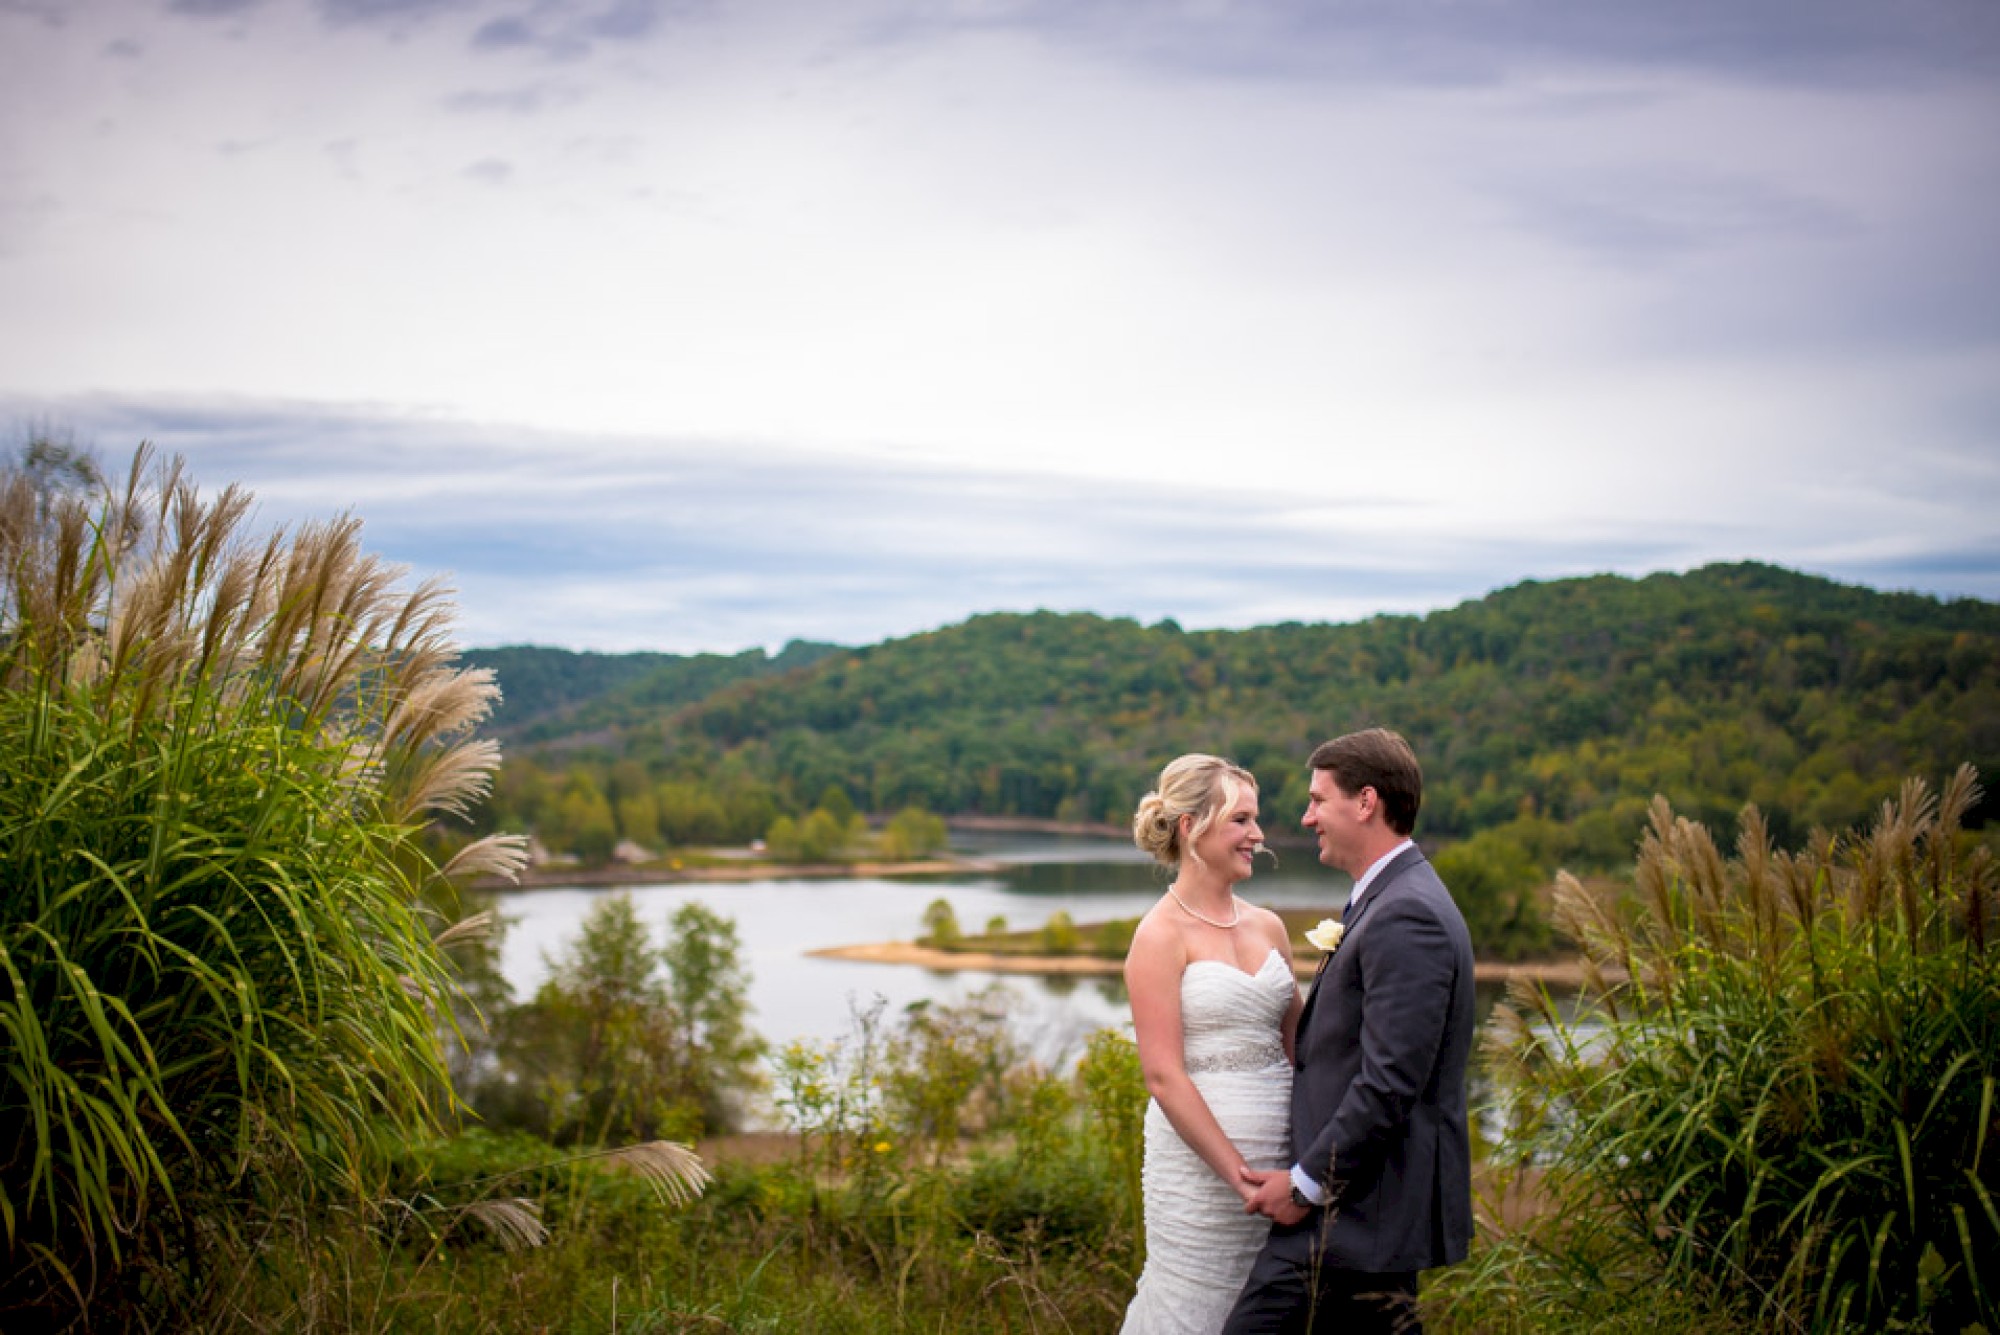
[1119,947,1296,1334]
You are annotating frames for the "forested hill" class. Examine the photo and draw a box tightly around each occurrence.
[463,639,844,741]
[478,562,2000,869]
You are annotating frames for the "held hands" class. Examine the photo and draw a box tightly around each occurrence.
[1237,1166,1309,1225]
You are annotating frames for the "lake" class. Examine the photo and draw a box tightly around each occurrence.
[492,831,1359,1067]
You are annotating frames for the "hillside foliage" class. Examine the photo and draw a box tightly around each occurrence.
[464,640,843,745]
[474,564,2000,882]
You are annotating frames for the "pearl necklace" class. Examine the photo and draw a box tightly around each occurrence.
[1168,885,1240,929]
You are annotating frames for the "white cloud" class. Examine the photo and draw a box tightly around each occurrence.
[0,0,1994,649]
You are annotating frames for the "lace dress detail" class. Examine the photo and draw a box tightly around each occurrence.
[1119,949,1295,1334]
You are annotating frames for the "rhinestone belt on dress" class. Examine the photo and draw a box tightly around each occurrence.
[1185,1039,1286,1074]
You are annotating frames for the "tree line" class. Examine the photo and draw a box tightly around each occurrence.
[468,562,1999,884]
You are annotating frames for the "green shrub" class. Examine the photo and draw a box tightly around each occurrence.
[922,896,962,948]
[886,993,1021,1165]
[1039,909,1079,954]
[1091,915,1139,958]
[767,805,853,861]
[1481,772,2000,1332]
[1431,829,1556,959]
[959,1143,1119,1252]
[1077,1029,1147,1236]
[882,806,948,860]
[765,812,800,859]
[0,449,526,1319]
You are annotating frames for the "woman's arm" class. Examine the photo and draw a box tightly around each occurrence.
[1125,915,1256,1202]
[1260,909,1304,1064]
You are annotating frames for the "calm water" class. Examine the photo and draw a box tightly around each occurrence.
[492,832,1358,1065]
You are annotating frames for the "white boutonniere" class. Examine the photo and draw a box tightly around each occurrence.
[1305,919,1344,955]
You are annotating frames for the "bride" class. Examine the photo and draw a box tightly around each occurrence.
[1119,755,1301,1335]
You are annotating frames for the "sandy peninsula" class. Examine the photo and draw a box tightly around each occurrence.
[809,940,1604,989]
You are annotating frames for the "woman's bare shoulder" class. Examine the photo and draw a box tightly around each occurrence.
[1244,901,1293,954]
[1125,901,1189,971]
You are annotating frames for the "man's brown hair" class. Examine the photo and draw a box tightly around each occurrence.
[1309,728,1422,836]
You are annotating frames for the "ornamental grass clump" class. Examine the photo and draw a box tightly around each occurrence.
[0,447,526,1321]
[1482,770,1998,1331]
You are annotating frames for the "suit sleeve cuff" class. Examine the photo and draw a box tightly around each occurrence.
[1289,1164,1329,1205]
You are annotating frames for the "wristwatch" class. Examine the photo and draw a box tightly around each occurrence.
[1289,1179,1317,1211]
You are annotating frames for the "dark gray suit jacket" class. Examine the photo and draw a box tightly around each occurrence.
[1274,844,1475,1274]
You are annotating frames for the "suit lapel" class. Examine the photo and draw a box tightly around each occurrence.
[1296,846,1425,1041]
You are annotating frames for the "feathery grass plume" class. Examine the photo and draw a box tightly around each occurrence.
[1775,847,1817,934]
[420,1138,710,1218]
[1850,801,1889,931]
[1549,872,1629,1020]
[440,832,531,884]
[0,445,520,1323]
[598,1139,713,1207]
[1965,846,1997,955]
[431,910,497,953]
[1736,806,1783,984]
[1885,776,1936,945]
[1634,797,1683,962]
[395,735,505,823]
[1677,812,1729,952]
[1473,774,2000,1332]
[1930,765,1978,928]
[460,1198,549,1252]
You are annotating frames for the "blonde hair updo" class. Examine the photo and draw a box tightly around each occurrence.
[1132,754,1258,868]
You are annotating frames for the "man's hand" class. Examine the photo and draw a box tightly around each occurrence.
[1237,1166,1308,1225]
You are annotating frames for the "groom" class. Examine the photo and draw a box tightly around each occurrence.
[1224,728,1475,1334]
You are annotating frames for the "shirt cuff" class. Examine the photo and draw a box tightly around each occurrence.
[1289,1164,1329,1205]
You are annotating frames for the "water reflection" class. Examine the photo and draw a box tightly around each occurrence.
[489,849,1165,1072]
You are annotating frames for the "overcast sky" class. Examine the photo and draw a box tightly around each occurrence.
[2,0,1996,652]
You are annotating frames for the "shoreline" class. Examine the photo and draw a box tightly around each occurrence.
[808,940,1605,989]
[945,814,1128,838]
[478,854,1001,892]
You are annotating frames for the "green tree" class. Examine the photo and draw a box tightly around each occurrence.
[922,897,962,948]
[795,807,847,862]
[660,901,765,1131]
[494,896,765,1141]
[1430,830,1555,959]
[502,894,688,1144]
[1040,910,1079,954]
[765,813,800,859]
[656,780,726,846]
[818,783,857,827]
[549,769,617,863]
[13,428,103,510]
[0,448,525,1320]
[881,805,948,861]
[616,792,660,850]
